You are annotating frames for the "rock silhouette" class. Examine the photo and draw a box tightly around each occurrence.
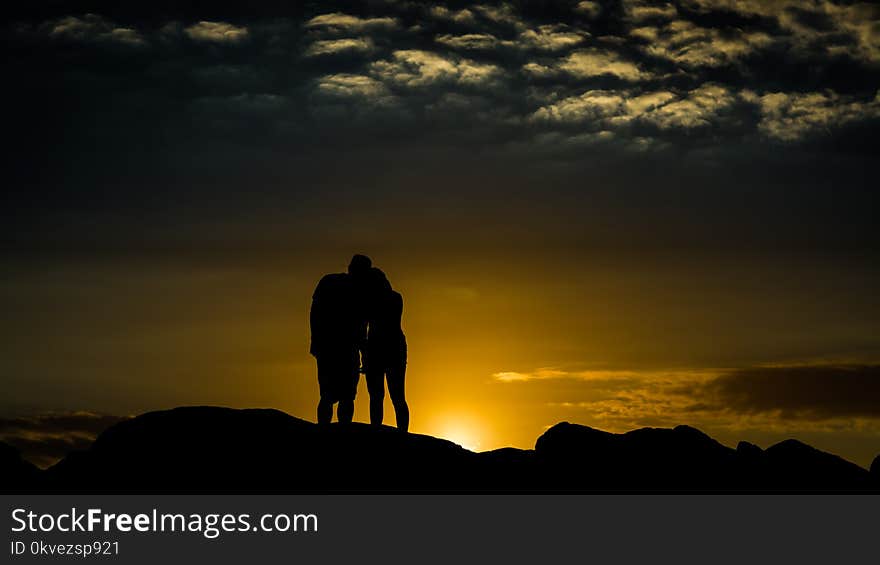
[0,441,40,489]
[535,422,875,490]
[534,422,739,489]
[1,407,877,493]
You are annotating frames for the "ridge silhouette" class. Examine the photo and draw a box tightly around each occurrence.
[2,407,877,493]
[0,440,39,488]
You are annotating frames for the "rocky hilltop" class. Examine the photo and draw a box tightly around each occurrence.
[2,406,877,492]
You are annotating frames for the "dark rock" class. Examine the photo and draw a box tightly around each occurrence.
[763,439,870,489]
[0,441,40,492]
[871,455,879,481]
[736,441,763,457]
[534,422,737,489]
[46,406,477,493]
[20,407,877,493]
[476,447,538,490]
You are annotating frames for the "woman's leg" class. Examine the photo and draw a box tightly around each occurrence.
[387,358,409,432]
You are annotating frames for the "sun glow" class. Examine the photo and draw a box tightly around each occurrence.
[432,414,485,452]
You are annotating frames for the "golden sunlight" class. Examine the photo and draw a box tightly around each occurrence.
[428,413,487,452]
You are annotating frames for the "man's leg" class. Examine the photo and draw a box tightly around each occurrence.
[336,347,359,424]
[317,398,333,424]
[316,356,334,424]
[337,399,354,423]
[387,360,409,432]
[365,369,386,425]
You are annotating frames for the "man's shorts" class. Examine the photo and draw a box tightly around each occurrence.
[316,348,359,403]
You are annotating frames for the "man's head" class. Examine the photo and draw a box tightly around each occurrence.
[348,254,372,277]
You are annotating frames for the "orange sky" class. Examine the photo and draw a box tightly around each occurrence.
[3,247,879,467]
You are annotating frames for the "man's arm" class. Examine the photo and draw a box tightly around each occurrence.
[309,277,328,357]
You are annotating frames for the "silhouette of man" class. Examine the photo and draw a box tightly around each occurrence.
[310,254,372,424]
[363,267,409,432]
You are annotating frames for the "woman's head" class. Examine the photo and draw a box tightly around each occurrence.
[367,267,392,292]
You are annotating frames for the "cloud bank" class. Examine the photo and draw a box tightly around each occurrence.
[6,0,878,156]
[0,412,127,468]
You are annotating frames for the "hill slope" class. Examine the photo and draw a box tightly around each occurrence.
[1,406,876,492]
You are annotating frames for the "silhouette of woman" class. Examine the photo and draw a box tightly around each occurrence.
[363,268,409,432]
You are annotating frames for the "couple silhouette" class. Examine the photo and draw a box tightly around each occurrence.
[309,254,409,431]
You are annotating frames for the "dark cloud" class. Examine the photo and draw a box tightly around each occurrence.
[693,365,880,420]
[4,1,878,151]
[1,1,878,278]
[0,412,128,468]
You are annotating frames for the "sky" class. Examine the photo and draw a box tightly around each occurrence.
[2,0,879,468]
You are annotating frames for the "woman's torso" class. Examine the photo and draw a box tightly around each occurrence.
[367,290,405,352]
